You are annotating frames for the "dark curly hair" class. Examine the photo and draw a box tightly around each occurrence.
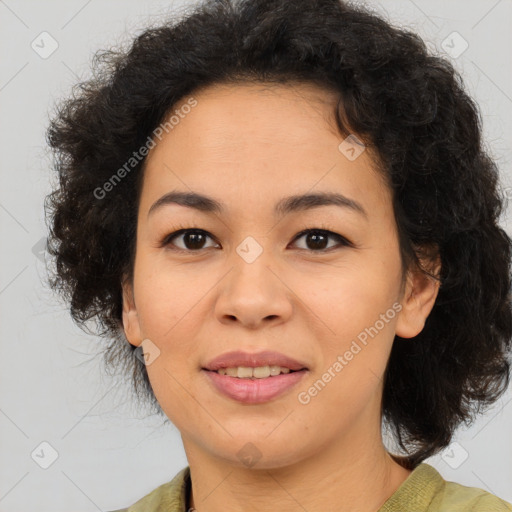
[44,0,512,469]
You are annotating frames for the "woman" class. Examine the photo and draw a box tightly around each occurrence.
[45,0,512,510]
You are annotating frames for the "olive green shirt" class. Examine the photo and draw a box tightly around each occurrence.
[111,462,512,511]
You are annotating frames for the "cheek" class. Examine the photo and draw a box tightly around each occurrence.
[295,285,398,422]
[291,258,401,400]
[134,252,213,340]
[292,256,400,338]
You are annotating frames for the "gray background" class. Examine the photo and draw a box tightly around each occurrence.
[0,0,511,510]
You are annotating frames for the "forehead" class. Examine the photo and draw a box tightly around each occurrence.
[169,81,343,147]
[139,81,390,220]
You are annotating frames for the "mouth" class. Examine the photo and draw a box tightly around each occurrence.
[201,367,309,404]
[202,349,309,373]
[201,350,309,404]
[203,365,306,378]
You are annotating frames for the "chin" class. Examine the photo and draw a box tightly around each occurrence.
[206,435,308,470]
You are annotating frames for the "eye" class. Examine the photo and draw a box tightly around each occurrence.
[290,228,352,252]
[160,227,352,253]
[161,229,219,251]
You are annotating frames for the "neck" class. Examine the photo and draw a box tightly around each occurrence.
[183,420,412,512]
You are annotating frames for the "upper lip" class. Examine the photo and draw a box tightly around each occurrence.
[202,350,308,371]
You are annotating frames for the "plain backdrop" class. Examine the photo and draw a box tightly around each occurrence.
[0,0,511,510]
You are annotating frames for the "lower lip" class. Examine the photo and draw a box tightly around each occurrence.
[202,369,308,404]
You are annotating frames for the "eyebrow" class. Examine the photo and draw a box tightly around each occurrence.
[147,190,368,220]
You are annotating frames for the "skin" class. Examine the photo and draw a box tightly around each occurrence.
[122,82,440,512]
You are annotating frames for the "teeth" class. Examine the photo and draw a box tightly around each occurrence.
[216,365,294,378]
[238,366,254,378]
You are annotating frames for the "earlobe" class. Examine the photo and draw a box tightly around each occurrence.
[121,278,143,347]
[395,256,441,339]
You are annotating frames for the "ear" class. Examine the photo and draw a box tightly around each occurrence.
[395,251,441,339]
[121,276,143,347]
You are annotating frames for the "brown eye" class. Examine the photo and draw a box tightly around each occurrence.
[163,229,219,251]
[161,227,351,253]
[291,229,351,252]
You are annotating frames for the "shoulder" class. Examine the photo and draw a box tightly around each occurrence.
[439,476,512,511]
[380,463,512,512]
[106,466,191,512]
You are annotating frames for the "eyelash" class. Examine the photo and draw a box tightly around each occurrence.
[158,222,353,253]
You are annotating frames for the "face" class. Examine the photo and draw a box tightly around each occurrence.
[122,82,439,469]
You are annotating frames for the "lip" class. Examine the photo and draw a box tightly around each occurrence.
[202,350,308,372]
[202,368,308,404]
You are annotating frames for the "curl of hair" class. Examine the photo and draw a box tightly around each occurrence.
[45,0,512,468]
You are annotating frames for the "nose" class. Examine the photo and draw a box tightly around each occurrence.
[214,246,293,330]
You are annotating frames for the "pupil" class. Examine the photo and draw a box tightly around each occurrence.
[185,231,205,250]
[307,232,327,250]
